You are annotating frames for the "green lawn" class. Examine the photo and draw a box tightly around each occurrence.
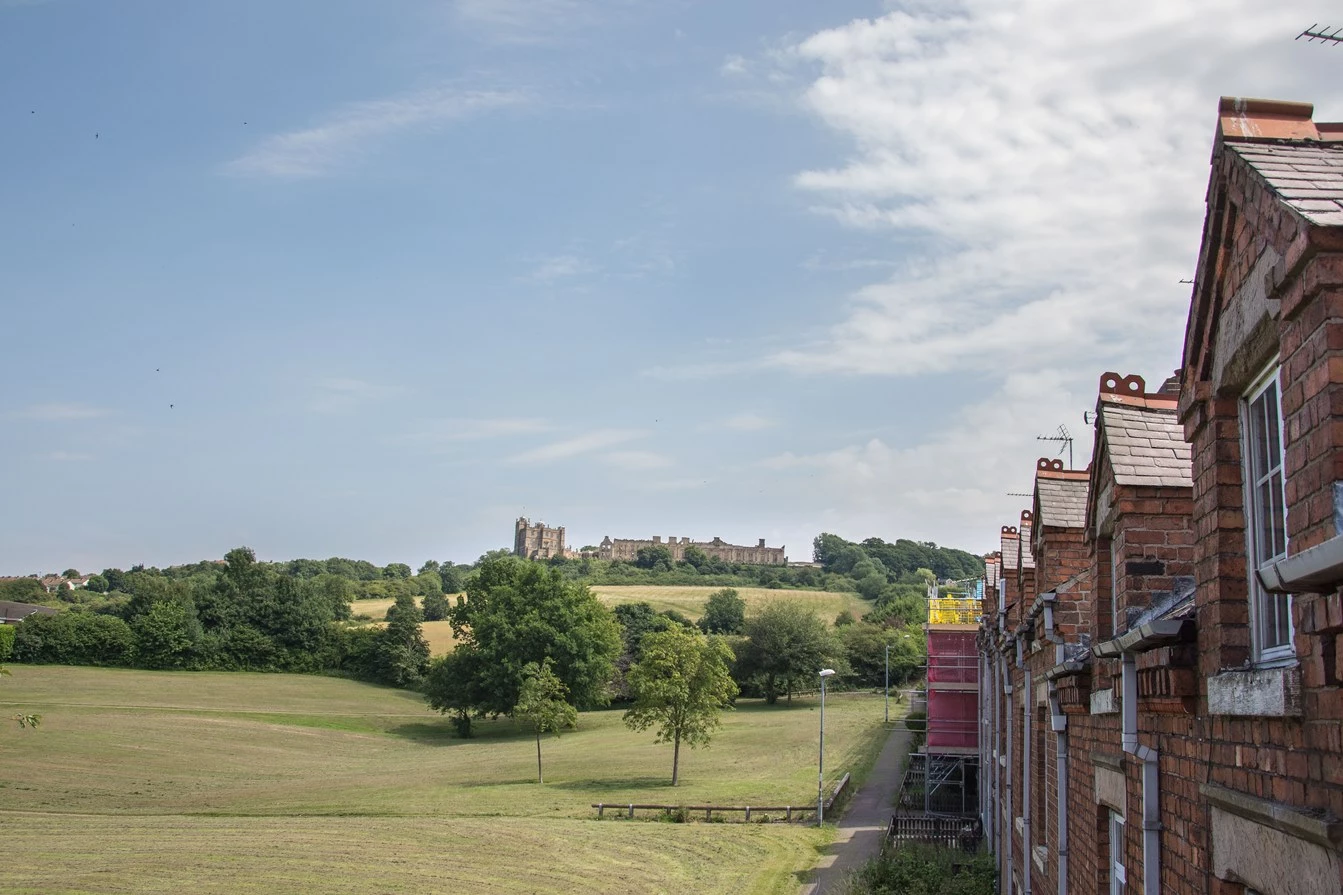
[0,666,893,894]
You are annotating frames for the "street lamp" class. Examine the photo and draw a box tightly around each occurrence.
[817,668,837,825]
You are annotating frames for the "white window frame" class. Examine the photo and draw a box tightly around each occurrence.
[1242,366,1294,665]
[1109,811,1126,895]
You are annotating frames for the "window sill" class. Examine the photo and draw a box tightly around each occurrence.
[1207,665,1301,716]
[1033,845,1048,874]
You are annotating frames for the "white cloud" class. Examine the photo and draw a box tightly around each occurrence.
[16,403,110,421]
[508,428,648,464]
[225,86,526,179]
[762,1,1335,380]
[526,254,597,283]
[723,412,775,431]
[603,450,673,470]
[308,378,398,414]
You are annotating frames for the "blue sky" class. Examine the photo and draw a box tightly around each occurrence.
[3,0,1341,574]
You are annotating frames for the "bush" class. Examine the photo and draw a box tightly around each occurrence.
[13,612,135,666]
[842,843,995,895]
[0,624,14,661]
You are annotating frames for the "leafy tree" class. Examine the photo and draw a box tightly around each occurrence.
[101,568,127,593]
[634,545,674,571]
[424,647,485,736]
[839,621,925,688]
[425,554,620,735]
[835,610,856,627]
[439,565,465,594]
[0,577,46,603]
[383,563,413,580]
[373,594,430,687]
[85,574,109,594]
[415,570,443,598]
[514,660,577,784]
[681,546,709,570]
[418,560,441,576]
[422,591,450,621]
[699,588,746,634]
[61,568,80,579]
[737,602,843,705]
[613,602,675,659]
[14,612,135,666]
[132,597,200,669]
[623,627,738,785]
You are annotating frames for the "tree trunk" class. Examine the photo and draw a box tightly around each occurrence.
[536,730,543,784]
[671,733,681,786]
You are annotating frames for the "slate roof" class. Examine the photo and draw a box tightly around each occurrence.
[985,558,998,588]
[0,600,57,624]
[1228,142,1343,227]
[1099,402,1192,488]
[1001,530,1019,570]
[1019,519,1035,569]
[1036,477,1088,529]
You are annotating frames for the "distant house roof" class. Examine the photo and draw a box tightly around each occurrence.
[1019,514,1035,570]
[0,601,58,624]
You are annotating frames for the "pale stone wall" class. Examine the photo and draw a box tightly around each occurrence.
[597,534,786,566]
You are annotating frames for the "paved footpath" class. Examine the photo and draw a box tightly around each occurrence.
[799,724,912,895]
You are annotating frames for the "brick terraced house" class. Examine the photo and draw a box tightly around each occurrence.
[977,97,1343,895]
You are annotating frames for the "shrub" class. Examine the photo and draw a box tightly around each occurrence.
[842,842,995,895]
[0,624,14,661]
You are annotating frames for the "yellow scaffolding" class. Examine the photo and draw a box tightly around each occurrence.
[927,597,978,625]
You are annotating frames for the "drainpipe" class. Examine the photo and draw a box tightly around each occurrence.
[1021,666,1032,895]
[1043,601,1069,895]
[987,652,996,847]
[1121,654,1161,895]
[1001,652,1013,889]
[1047,682,1069,895]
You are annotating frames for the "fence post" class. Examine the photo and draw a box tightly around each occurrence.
[745,807,751,822]
[597,804,604,818]
[705,808,712,822]
[786,806,793,822]
[628,804,634,819]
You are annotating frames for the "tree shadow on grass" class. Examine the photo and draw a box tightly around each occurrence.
[548,776,672,792]
[387,717,536,746]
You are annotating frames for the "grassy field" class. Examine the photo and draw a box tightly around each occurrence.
[589,585,868,624]
[0,666,895,894]
[350,597,458,655]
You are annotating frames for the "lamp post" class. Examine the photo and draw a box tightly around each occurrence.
[884,643,890,724]
[817,668,836,825]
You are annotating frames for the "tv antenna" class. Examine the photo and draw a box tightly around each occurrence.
[1298,24,1343,44]
[1006,492,1033,498]
[1037,424,1074,468]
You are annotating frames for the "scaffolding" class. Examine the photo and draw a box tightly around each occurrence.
[901,579,981,818]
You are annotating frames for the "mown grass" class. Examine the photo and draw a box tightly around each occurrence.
[589,585,868,624]
[0,666,892,894]
[0,814,825,895]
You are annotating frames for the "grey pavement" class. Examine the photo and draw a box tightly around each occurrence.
[800,723,912,895]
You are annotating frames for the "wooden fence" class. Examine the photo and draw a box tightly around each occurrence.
[593,772,850,823]
[885,813,983,852]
